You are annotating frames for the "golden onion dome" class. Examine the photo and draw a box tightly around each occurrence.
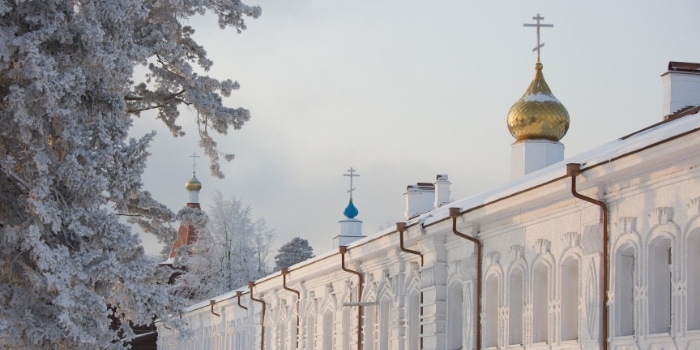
[507,62,570,142]
[185,173,202,191]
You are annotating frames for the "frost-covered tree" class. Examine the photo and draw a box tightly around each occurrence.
[0,0,260,348]
[274,237,315,271]
[177,191,275,301]
[252,217,276,276]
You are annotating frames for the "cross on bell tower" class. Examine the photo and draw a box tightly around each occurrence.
[334,167,365,249]
[523,14,553,62]
[189,153,200,174]
[343,167,360,200]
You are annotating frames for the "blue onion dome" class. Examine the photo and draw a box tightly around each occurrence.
[343,199,359,219]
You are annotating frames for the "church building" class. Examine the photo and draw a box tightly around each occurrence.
[156,19,700,350]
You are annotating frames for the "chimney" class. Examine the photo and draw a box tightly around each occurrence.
[404,183,435,220]
[434,174,451,208]
[662,62,700,117]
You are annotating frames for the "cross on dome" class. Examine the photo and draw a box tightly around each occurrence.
[342,167,360,219]
[189,153,200,174]
[343,167,360,199]
[523,14,553,62]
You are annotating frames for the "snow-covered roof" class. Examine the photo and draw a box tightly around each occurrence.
[181,109,700,314]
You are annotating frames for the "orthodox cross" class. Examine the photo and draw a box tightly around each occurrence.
[343,167,360,199]
[189,153,200,173]
[523,14,553,62]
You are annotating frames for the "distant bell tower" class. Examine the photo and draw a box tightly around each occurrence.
[333,167,366,249]
[161,153,203,265]
[508,14,570,179]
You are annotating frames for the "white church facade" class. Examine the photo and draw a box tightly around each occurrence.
[156,48,700,350]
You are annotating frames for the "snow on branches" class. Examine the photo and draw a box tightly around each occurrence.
[175,191,276,302]
[0,0,260,348]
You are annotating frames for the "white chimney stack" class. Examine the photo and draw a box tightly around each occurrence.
[434,174,451,208]
[662,62,700,117]
[404,183,435,220]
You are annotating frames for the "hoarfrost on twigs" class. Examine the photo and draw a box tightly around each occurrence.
[0,0,260,348]
[175,191,276,301]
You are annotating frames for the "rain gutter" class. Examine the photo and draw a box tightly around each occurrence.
[567,163,609,350]
[339,246,363,350]
[396,222,424,349]
[449,207,482,350]
[281,268,301,349]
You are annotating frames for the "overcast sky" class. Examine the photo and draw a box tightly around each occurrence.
[130,0,700,258]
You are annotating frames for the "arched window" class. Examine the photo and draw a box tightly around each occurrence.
[689,229,700,331]
[307,315,316,350]
[265,321,273,350]
[484,275,499,348]
[279,322,287,350]
[533,263,549,343]
[342,308,351,350]
[615,245,635,336]
[364,300,376,350]
[289,319,296,350]
[649,237,672,334]
[323,310,333,350]
[447,283,464,350]
[561,256,579,341]
[508,268,524,346]
[408,291,420,350]
[379,297,390,350]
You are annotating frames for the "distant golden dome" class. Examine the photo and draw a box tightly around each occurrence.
[507,63,570,142]
[185,173,202,191]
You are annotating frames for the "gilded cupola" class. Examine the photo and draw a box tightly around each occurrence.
[507,62,570,142]
[185,173,202,191]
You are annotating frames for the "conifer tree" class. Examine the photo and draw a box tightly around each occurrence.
[274,237,315,271]
[0,0,260,348]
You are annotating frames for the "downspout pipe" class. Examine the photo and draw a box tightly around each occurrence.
[249,281,266,350]
[281,268,301,349]
[397,222,423,266]
[339,246,363,350]
[209,300,220,317]
[396,222,424,350]
[566,163,609,350]
[449,207,482,350]
[237,291,248,311]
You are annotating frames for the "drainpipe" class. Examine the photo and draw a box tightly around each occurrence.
[396,222,424,349]
[449,207,482,350]
[249,281,266,350]
[339,245,363,350]
[281,268,301,349]
[209,300,221,317]
[566,163,609,350]
[237,291,248,311]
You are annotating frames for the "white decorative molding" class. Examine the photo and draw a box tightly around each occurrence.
[561,232,580,249]
[672,280,686,297]
[634,285,647,301]
[509,245,524,260]
[616,217,637,234]
[584,261,597,338]
[549,299,561,313]
[689,197,700,217]
[581,224,602,255]
[449,259,465,274]
[649,207,674,226]
[498,305,508,321]
[420,266,435,288]
[486,252,500,266]
[533,239,550,254]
